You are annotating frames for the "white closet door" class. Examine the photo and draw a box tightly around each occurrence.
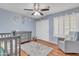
[53,17,59,37]
[58,16,64,37]
[36,20,49,41]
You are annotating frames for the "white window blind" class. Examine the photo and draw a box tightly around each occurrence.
[64,15,70,36]
[53,12,79,38]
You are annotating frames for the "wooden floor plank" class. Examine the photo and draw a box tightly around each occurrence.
[20,49,29,56]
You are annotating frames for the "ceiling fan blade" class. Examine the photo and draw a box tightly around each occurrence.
[39,12,43,15]
[24,9,33,11]
[41,9,49,11]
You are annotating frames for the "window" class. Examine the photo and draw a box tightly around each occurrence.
[64,15,70,36]
[53,12,79,38]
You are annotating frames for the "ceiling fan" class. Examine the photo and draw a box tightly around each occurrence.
[24,3,50,16]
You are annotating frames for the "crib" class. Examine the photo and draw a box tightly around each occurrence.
[0,33,21,56]
[12,31,32,43]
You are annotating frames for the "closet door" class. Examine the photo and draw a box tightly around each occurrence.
[53,17,59,37]
[53,16,64,38]
[36,20,49,41]
[58,16,64,38]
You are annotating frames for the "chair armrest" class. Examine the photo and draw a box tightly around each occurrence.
[64,40,79,48]
[65,40,79,42]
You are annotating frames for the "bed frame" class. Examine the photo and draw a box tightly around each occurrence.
[0,33,21,56]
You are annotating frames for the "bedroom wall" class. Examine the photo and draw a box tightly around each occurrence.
[0,8,36,37]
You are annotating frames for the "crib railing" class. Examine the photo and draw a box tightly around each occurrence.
[12,31,32,43]
[0,31,31,56]
[0,33,21,56]
[0,33,11,38]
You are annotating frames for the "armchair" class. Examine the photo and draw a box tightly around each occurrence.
[58,32,79,53]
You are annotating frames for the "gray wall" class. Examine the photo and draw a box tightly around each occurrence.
[0,9,36,37]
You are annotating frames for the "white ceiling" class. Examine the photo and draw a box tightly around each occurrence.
[0,3,79,19]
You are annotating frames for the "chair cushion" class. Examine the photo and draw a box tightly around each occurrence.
[67,32,77,41]
[0,47,5,56]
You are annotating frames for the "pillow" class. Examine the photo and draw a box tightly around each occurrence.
[68,32,77,41]
[0,47,5,56]
[66,36,71,40]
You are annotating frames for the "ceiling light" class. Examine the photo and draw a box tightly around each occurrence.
[32,11,43,16]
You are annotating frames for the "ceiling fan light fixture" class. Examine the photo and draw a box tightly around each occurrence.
[24,3,50,16]
[32,11,43,16]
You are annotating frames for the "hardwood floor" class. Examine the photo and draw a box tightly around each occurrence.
[20,39,79,56]
[20,49,29,56]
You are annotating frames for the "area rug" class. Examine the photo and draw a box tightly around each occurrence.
[21,42,53,56]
